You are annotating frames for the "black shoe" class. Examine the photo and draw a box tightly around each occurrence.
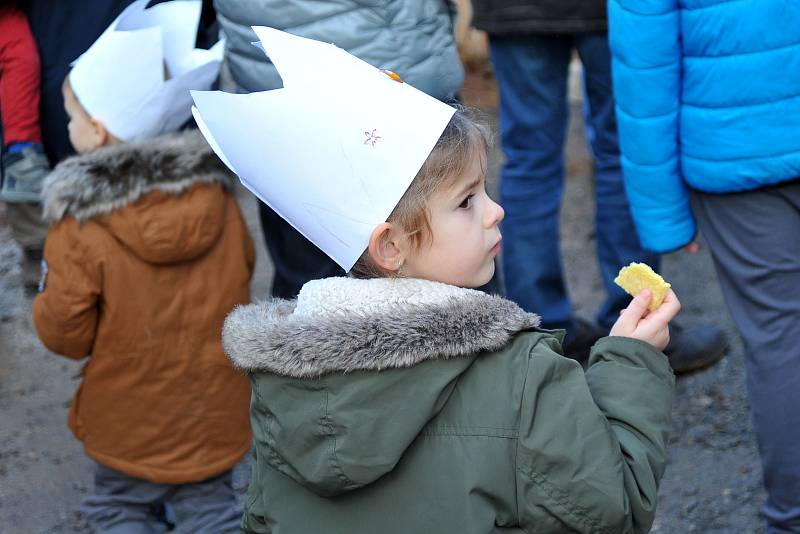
[21,247,43,298]
[562,318,606,366]
[665,324,727,374]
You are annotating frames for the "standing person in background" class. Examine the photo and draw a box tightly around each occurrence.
[609,0,800,531]
[0,0,134,296]
[213,0,468,299]
[0,3,50,295]
[470,0,726,371]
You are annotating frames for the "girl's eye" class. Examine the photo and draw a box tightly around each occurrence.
[459,194,474,209]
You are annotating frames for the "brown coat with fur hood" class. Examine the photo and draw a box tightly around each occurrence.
[32,131,255,484]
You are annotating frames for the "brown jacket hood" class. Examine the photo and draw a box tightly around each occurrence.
[42,130,236,264]
[33,130,255,484]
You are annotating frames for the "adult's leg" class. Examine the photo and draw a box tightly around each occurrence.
[80,463,169,534]
[258,202,343,299]
[693,181,800,533]
[5,202,45,251]
[168,470,240,534]
[5,202,46,293]
[490,34,572,329]
[575,33,659,330]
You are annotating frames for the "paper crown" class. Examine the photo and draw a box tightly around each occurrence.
[191,27,456,271]
[69,0,224,141]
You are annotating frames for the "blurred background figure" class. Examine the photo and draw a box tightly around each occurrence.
[609,0,800,531]
[0,0,134,296]
[213,0,466,300]
[0,2,51,295]
[0,4,47,203]
[470,0,726,371]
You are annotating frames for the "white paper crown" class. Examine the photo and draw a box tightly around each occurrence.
[69,0,224,141]
[191,27,456,271]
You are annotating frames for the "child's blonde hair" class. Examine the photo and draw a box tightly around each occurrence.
[350,107,491,279]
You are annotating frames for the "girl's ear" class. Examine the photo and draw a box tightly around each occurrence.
[89,118,120,149]
[367,223,405,273]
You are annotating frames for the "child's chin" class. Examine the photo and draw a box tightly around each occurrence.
[438,263,495,289]
[467,266,495,288]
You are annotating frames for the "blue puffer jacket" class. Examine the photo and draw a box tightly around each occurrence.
[609,0,800,252]
[214,0,464,102]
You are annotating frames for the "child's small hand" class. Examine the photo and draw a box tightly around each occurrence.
[609,289,681,351]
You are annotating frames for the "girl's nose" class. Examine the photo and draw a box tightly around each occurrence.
[486,197,505,227]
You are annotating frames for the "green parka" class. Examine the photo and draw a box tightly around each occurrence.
[223,277,675,533]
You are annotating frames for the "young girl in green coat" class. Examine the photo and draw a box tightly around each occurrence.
[194,27,678,534]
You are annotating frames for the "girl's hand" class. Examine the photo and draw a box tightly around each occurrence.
[609,289,681,351]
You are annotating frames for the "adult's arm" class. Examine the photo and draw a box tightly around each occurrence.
[609,0,694,253]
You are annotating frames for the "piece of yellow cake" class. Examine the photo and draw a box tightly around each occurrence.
[614,263,671,311]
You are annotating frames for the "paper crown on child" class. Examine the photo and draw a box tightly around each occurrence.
[69,0,224,141]
[190,27,456,271]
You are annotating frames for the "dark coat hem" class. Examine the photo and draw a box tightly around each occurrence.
[473,18,607,35]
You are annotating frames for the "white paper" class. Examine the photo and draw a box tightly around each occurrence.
[192,28,456,271]
[70,0,223,141]
[115,0,202,77]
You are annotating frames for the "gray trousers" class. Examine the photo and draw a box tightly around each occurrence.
[5,201,46,250]
[4,202,47,289]
[693,180,800,534]
[81,463,241,534]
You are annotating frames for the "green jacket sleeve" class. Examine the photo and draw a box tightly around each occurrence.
[32,220,101,359]
[515,335,674,533]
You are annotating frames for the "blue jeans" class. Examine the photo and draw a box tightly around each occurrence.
[489,33,659,331]
[81,463,242,533]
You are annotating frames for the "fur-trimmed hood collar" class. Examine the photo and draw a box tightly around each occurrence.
[42,130,235,223]
[224,277,540,497]
[224,277,540,378]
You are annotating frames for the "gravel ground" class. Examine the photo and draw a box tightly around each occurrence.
[0,68,766,533]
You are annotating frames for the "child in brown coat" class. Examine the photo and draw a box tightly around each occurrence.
[32,2,253,531]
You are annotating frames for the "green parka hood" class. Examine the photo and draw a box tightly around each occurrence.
[222,277,540,497]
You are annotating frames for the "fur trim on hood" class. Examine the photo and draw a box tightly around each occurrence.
[223,277,540,378]
[42,130,235,223]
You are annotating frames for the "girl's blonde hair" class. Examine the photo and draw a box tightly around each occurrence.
[350,106,491,279]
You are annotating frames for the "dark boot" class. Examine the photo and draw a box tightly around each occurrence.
[665,324,727,374]
[21,247,43,298]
